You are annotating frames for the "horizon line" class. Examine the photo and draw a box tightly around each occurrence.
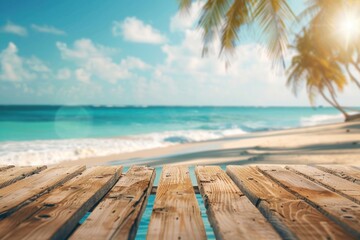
[0,104,359,108]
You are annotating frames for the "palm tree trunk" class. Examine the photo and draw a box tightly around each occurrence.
[325,83,350,118]
[352,60,360,72]
[319,90,349,119]
[329,92,349,116]
[345,64,360,89]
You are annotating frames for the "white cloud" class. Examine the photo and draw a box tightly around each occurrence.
[75,68,91,83]
[115,1,302,106]
[0,42,31,81]
[1,22,27,36]
[56,38,150,83]
[112,17,167,44]
[170,1,203,32]
[31,24,66,35]
[120,56,151,70]
[26,56,51,73]
[0,42,51,81]
[134,29,295,106]
[56,68,72,80]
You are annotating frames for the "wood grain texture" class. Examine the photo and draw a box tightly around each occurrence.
[316,165,360,185]
[0,165,85,218]
[259,165,360,238]
[0,166,122,240]
[151,185,200,194]
[0,165,47,189]
[287,165,360,204]
[227,165,354,240]
[0,166,14,172]
[70,166,155,240]
[147,165,206,240]
[196,166,280,240]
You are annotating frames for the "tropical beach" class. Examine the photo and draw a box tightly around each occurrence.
[1,106,359,167]
[65,120,360,167]
[1,0,360,239]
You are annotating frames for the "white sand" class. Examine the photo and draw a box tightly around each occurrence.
[60,121,360,167]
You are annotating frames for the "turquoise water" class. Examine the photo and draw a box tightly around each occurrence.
[0,105,345,142]
[135,166,218,240]
[0,105,349,165]
[78,166,217,239]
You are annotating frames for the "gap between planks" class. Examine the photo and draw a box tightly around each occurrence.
[227,165,355,240]
[286,165,360,205]
[315,165,360,185]
[0,166,47,189]
[196,166,281,240]
[258,165,360,239]
[0,165,86,219]
[0,166,122,240]
[147,165,207,240]
[70,166,155,240]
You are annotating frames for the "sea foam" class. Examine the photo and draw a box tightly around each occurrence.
[0,128,247,166]
[300,113,345,127]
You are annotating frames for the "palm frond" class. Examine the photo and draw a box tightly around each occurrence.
[297,0,320,22]
[220,0,253,58]
[252,0,296,68]
[198,0,231,56]
[178,0,193,12]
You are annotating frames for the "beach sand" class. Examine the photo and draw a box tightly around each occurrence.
[60,121,360,167]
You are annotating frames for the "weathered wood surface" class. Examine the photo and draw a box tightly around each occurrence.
[0,166,122,240]
[0,165,46,189]
[316,165,360,185]
[0,164,358,239]
[0,165,14,171]
[0,165,85,218]
[227,165,354,240]
[196,166,280,240]
[147,165,206,240]
[151,185,200,194]
[259,165,360,238]
[71,166,155,240]
[287,165,360,204]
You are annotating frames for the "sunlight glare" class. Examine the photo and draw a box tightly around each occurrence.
[337,10,360,47]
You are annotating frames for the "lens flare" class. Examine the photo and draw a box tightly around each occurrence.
[337,9,360,48]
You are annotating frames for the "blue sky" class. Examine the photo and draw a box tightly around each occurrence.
[0,0,359,106]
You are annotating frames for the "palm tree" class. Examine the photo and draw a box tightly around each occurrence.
[178,0,296,67]
[178,0,360,72]
[304,0,360,88]
[178,0,360,120]
[287,29,351,119]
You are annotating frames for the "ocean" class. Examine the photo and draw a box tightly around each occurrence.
[0,105,346,166]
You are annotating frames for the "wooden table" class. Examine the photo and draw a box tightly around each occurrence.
[0,164,359,239]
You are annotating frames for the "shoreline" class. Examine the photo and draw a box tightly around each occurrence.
[59,121,360,167]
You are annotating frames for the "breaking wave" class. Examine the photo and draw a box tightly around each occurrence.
[0,128,247,166]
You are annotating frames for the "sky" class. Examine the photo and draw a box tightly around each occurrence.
[0,0,359,106]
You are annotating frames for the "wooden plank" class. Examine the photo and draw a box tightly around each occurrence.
[70,166,155,240]
[147,165,206,240]
[0,165,14,172]
[0,165,47,189]
[196,166,280,240]
[151,185,200,194]
[316,165,360,185]
[227,165,355,240]
[259,165,360,238]
[0,165,85,218]
[288,165,360,204]
[0,166,122,240]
